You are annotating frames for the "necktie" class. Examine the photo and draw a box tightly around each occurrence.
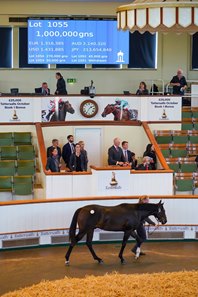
[125,151,128,162]
[71,144,74,153]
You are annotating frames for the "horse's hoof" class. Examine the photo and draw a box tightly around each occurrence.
[121,259,126,265]
[65,260,70,266]
[98,259,104,264]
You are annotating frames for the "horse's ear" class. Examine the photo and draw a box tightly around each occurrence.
[159,200,164,206]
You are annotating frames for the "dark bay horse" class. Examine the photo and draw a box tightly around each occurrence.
[101,104,138,121]
[65,201,167,265]
[47,100,75,121]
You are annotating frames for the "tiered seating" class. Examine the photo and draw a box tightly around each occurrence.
[0,160,36,176]
[154,130,198,145]
[174,173,197,194]
[0,132,35,199]
[13,176,33,196]
[166,158,197,173]
[0,176,13,193]
[182,107,198,130]
[155,126,198,195]
[0,132,13,146]
[0,132,32,146]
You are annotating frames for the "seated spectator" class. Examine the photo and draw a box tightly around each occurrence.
[135,156,153,170]
[150,83,159,95]
[35,82,50,95]
[108,137,126,166]
[78,140,88,171]
[47,139,61,161]
[121,141,137,168]
[170,68,187,95]
[131,152,138,169]
[69,143,87,172]
[136,82,149,95]
[45,147,61,173]
[143,144,157,170]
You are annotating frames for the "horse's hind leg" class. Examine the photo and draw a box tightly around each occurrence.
[65,230,86,265]
[86,229,103,264]
[118,230,131,264]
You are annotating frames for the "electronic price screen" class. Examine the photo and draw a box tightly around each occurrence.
[28,19,129,64]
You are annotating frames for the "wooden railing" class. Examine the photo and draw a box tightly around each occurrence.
[142,122,170,170]
[0,194,198,207]
[35,122,47,172]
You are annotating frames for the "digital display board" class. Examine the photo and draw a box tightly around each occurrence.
[28,20,129,64]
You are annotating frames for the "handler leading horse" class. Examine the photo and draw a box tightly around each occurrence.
[65,201,167,265]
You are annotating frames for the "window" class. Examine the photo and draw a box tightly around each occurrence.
[19,28,48,68]
[192,33,198,69]
[128,31,157,69]
[0,28,12,68]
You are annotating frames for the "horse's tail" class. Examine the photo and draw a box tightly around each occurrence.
[69,208,82,244]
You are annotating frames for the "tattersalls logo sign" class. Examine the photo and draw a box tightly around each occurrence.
[160,109,169,120]
[0,97,33,122]
[106,172,121,190]
[147,97,181,121]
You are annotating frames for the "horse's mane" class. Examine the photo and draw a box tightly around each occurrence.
[136,203,158,211]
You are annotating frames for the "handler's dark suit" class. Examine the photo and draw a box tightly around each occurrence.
[108,145,125,165]
[132,217,155,254]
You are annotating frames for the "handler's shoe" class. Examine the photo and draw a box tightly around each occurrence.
[132,248,146,256]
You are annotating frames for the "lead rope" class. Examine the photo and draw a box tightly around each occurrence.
[147,219,160,236]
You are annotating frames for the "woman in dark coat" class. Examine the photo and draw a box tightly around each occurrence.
[69,143,87,172]
[143,144,157,170]
[55,72,67,95]
[45,147,61,172]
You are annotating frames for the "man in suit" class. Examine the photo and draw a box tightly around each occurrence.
[136,156,153,170]
[121,141,137,169]
[108,137,125,166]
[47,139,61,161]
[35,82,50,95]
[62,135,75,167]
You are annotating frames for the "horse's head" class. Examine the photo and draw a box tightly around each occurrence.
[65,101,75,114]
[101,104,115,117]
[153,200,167,225]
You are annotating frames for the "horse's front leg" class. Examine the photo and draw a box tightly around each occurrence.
[118,230,131,264]
[86,229,103,264]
